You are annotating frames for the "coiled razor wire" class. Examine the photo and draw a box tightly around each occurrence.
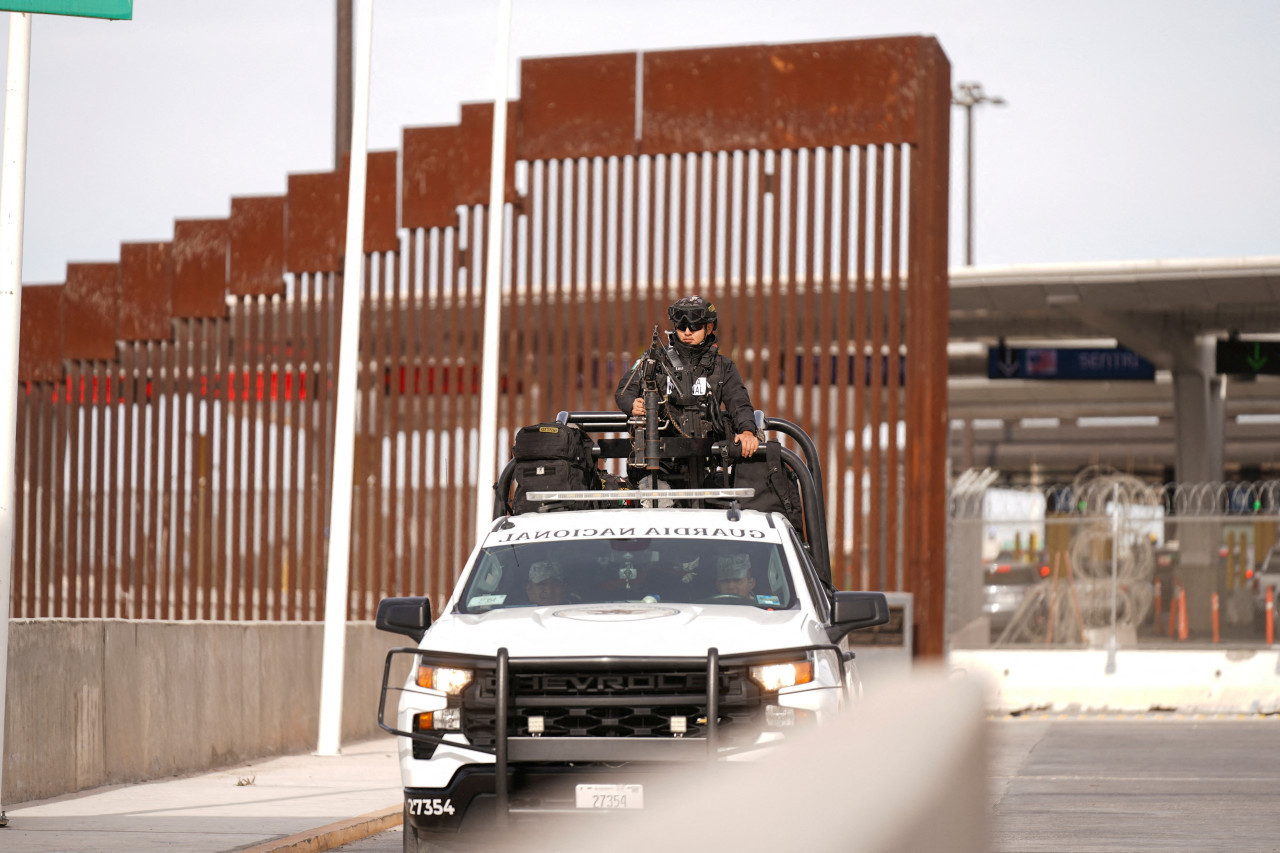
[997,466,1158,645]
[1039,479,1280,518]
[952,472,1280,644]
[948,467,999,519]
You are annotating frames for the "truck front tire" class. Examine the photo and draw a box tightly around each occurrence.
[403,803,434,853]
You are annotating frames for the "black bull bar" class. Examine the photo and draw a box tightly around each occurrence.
[379,644,847,820]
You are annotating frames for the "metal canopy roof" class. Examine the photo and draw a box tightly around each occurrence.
[946,256,1280,475]
[950,256,1280,340]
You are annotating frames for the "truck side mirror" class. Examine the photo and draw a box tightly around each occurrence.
[826,591,889,641]
[376,596,433,643]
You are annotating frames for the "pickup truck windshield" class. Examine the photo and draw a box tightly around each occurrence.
[460,537,797,611]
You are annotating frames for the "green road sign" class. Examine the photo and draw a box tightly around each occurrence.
[1215,338,1280,376]
[0,1,131,19]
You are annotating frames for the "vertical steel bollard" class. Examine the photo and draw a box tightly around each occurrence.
[1177,587,1189,642]
[1153,577,1162,625]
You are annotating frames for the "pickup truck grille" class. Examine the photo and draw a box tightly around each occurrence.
[460,665,762,745]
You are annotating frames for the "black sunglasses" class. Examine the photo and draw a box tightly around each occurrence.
[670,308,709,331]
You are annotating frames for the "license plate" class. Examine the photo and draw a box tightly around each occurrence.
[575,783,644,809]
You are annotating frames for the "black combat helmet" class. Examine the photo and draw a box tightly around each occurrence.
[668,295,717,331]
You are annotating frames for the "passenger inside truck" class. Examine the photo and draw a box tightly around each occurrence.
[712,553,757,599]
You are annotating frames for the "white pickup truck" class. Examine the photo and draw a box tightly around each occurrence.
[376,411,889,850]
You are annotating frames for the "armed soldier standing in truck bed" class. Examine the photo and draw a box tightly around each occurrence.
[615,296,760,477]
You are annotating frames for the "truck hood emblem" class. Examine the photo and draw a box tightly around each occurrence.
[554,605,680,622]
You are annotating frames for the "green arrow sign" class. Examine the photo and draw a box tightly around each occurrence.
[0,1,131,19]
[1246,343,1268,372]
[1216,338,1280,376]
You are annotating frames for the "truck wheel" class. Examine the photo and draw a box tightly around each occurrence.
[402,804,436,853]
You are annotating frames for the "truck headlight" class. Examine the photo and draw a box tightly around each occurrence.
[749,660,814,691]
[415,708,464,731]
[417,665,473,694]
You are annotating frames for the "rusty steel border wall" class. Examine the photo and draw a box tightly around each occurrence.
[13,37,952,653]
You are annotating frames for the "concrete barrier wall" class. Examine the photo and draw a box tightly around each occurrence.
[531,670,988,853]
[951,648,1280,714]
[3,620,406,804]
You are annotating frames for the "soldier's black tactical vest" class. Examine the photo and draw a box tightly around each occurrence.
[662,345,729,440]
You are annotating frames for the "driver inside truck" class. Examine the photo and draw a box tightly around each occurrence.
[525,560,572,606]
[715,553,757,599]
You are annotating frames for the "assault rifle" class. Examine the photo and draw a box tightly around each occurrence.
[628,326,697,475]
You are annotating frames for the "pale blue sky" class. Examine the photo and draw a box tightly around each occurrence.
[2,0,1277,284]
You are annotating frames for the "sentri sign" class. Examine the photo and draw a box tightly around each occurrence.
[987,346,1156,381]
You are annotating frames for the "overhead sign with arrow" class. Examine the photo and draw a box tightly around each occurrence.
[1215,339,1280,376]
[987,346,1156,380]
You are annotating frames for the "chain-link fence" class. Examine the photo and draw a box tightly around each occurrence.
[948,467,1280,649]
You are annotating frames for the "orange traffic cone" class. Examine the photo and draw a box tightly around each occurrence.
[1267,587,1275,646]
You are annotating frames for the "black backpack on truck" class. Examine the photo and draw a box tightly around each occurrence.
[509,423,599,514]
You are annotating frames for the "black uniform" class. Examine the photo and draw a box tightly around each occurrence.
[614,332,757,442]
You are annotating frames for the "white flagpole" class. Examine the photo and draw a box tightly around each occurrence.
[316,0,374,757]
[0,12,33,825]
[472,0,514,546]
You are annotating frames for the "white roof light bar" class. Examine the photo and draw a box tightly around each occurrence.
[526,488,756,502]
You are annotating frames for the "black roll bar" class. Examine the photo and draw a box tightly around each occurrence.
[491,411,830,575]
[762,416,825,502]
[778,445,831,577]
[492,458,517,519]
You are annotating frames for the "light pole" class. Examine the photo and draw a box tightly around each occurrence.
[952,81,1005,266]
[336,0,353,166]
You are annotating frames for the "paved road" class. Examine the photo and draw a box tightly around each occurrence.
[335,717,1280,853]
[989,715,1280,852]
